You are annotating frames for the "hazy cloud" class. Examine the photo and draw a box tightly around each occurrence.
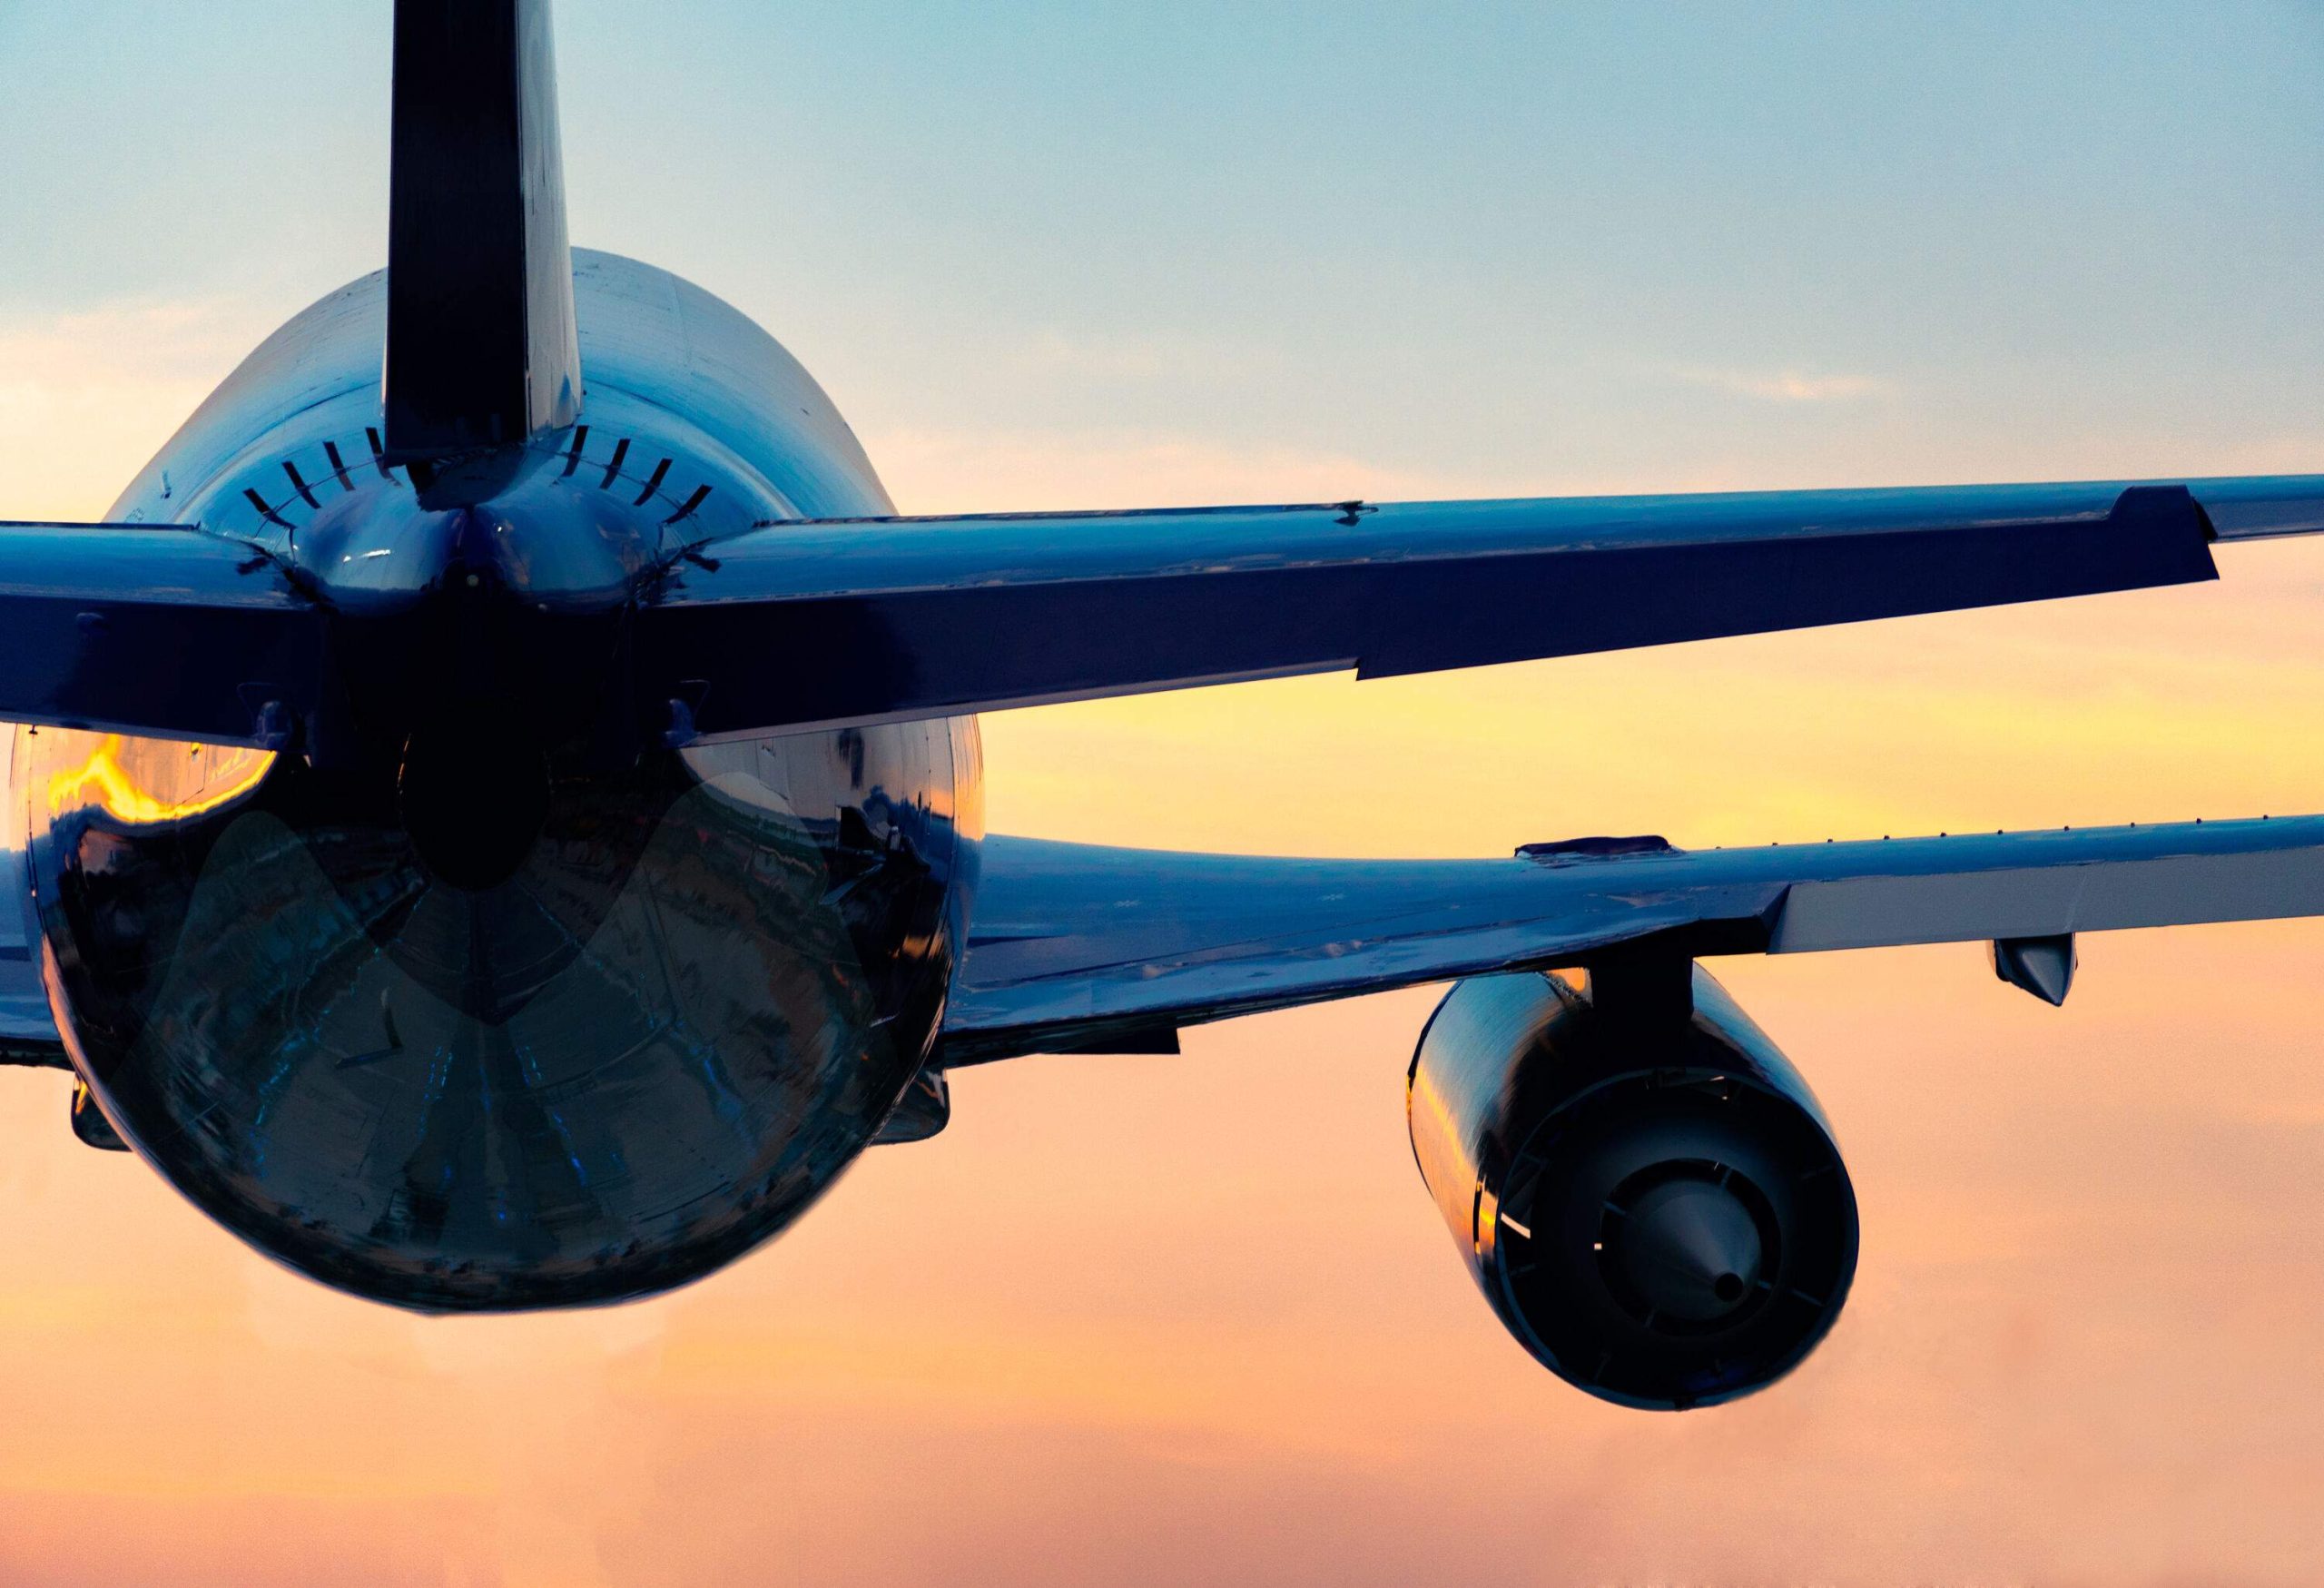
[0,294,278,519]
[1680,366,1896,403]
[1009,329,1285,384]
[861,425,1490,516]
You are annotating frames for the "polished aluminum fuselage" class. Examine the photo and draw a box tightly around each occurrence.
[15,251,981,1309]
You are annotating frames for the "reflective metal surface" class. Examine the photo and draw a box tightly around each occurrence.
[943,817,2324,1062]
[1407,967,1858,1410]
[24,714,974,1308]
[15,242,983,1310]
[631,477,2324,735]
[0,523,324,745]
[19,430,2324,746]
[1,725,60,1063]
[106,247,890,544]
[382,0,580,462]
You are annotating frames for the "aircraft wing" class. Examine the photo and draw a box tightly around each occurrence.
[639,474,2324,738]
[938,815,2324,1063]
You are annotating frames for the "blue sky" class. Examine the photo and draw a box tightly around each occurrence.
[4,1,2321,514]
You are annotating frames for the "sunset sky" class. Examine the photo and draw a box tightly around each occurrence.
[5,3,2324,1583]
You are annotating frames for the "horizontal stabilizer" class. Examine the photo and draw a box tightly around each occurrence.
[383,0,581,461]
[638,474,2324,739]
[941,813,2324,1063]
[0,524,323,745]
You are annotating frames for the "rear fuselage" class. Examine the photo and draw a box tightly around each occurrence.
[15,251,981,1309]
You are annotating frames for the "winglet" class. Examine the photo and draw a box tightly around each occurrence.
[381,0,582,464]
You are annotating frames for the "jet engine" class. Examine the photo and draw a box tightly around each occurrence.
[1408,963,1857,1409]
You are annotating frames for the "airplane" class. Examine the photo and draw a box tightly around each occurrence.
[4,0,2322,1414]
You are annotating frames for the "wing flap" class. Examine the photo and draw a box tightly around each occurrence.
[1773,832,2324,951]
[639,475,2324,739]
[942,814,2324,1063]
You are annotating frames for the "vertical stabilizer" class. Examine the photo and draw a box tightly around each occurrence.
[382,0,582,463]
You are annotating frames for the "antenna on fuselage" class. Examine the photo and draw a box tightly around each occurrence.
[380,0,583,467]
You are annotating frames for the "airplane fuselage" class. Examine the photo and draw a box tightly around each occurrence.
[13,251,981,1309]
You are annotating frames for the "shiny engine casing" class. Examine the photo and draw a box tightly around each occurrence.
[1408,966,1859,1409]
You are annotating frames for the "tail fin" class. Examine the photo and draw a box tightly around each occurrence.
[382,0,582,463]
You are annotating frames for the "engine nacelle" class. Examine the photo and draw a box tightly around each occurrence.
[1409,965,1857,1410]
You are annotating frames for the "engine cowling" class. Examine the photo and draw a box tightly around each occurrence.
[1408,965,1857,1410]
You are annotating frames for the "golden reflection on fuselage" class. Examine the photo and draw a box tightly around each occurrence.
[38,732,275,828]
